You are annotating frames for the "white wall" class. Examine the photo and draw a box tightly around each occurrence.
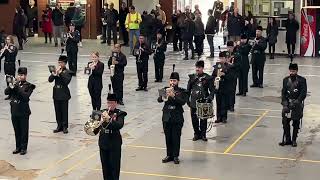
[132,0,159,14]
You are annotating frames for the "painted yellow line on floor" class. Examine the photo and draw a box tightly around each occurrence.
[38,109,151,175]
[126,145,320,164]
[91,169,213,180]
[223,110,269,154]
[238,107,281,112]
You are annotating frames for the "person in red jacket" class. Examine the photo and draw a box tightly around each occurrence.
[41,6,53,44]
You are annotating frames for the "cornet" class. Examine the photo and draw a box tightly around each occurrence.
[84,108,111,136]
[214,63,223,90]
[110,64,115,77]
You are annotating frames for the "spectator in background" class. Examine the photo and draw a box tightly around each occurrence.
[41,6,53,44]
[13,7,27,50]
[266,17,278,59]
[205,9,217,58]
[101,3,109,44]
[125,6,142,52]
[194,4,202,17]
[227,8,243,42]
[221,7,229,45]
[244,18,257,39]
[285,13,299,57]
[194,14,205,58]
[106,3,119,46]
[119,2,129,46]
[64,3,75,29]
[172,10,182,51]
[181,13,195,60]
[156,4,166,25]
[26,0,37,36]
[72,5,85,47]
[52,4,64,47]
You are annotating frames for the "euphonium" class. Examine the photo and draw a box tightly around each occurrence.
[84,108,110,136]
[214,69,222,90]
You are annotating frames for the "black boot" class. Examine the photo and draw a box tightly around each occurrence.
[279,134,292,146]
[162,156,173,163]
[192,134,200,141]
[173,157,180,164]
[292,128,299,147]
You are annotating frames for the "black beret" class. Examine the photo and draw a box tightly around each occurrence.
[241,34,248,39]
[227,41,234,47]
[219,51,227,57]
[17,67,27,75]
[195,60,204,68]
[170,72,180,81]
[58,55,68,63]
[107,93,117,101]
[256,26,263,31]
[289,63,298,70]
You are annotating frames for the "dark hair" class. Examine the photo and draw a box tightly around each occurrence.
[130,5,135,10]
[269,17,277,26]
[208,9,213,15]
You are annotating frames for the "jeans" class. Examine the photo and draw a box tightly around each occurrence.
[53,25,64,44]
[129,29,140,51]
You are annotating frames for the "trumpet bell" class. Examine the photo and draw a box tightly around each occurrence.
[84,119,101,136]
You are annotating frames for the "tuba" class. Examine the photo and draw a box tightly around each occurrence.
[84,108,111,136]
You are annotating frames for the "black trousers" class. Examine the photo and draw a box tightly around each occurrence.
[100,146,121,180]
[53,100,69,129]
[190,108,207,137]
[75,26,82,41]
[16,34,24,49]
[163,121,183,157]
[154,58,164,81]
[111,73,124,101]
[4,62,16,86]
[269,43,275,54]
[119,24,128,44]
[252,63,265,86]
[44,32,52,43]
[136,62,148,88]
[238,68,249,94]
[183,39,194,57]
[282,117,300,142]
[102,25,107,41]
[216,93,228,121]
[89,86,102,110]
[194,35,204,56]
[229,79,237,109]
[173,31,182,51]
[287,43,295,55]
[11,115,29,150]
[67,48,78,75]
[107,25,117,44]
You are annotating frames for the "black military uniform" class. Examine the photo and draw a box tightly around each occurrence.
[4,67,35,155]
[250,26,267,88]
[133,41,152,91]
[48,56,72,134]
[213,52,232,123]
[280,64,307,147]
[0,44,18,84]
[187,61,215,141]
[88,61,104,110]
[66,23,80,76]
[153,36,167,82]
[158,71,188,164]
[94,93,127,180]
[237,35,252,96]
[108,52,127,104]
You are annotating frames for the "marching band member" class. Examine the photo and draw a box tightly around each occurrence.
[0,35,18,100]
[213,51,232,123]
[66,22,80,76]
[108,44,127,105]
[158,65,188,164]
[4,67,35,155]
[88,52,104,110]
[250,26,267,88]
[187,60,214,141]
[279,63,307,147]
[48,55,72,134]
[94,88,127,180]
[133,35,152,91]
[236,34,252,96]
[153,32,167,83]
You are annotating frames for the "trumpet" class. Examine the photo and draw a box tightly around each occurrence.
[84,108,111,136]
[214,68,222,90]
[160,86,175,102]
[110,64,115,77]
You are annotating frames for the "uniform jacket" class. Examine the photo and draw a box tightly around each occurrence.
[66,30,80,51]
[95,108,127,150]
[237,43,252,70]
[153,38,167,60]
[48,68,72,100]
[158,86,188,123]
[251,36,267,65]
[4,81,35,117]
[88,61,104,90]
[134,42,152,63]
[187,73,215,108]
[0,45,18,63]
[108,52,127,74]
[212,62,233,94]
[281,75,307,119]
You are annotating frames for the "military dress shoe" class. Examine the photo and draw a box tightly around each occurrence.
[162,156,173,163]
[20,150,27,155]
[250,84,258,88]
[118,100,124,105]
[135,87,143,91]
[192,135,201,141]
[173,157,180,164]
[215,119,222,123]
[242,93,247,97]
[4,96,11,100]
[143,87,148,91]
[101,41,106,44]
[292,141,297,147]
[12,149,21,154]
[63,128,69,134]
[279,141,292,146]
[183,57,189,60]
[258,85,263,88]
[236,93,243,96]
[229,107,235,112]
[201,136,208,142]
[53,128,63,133]
[222,119,227,124]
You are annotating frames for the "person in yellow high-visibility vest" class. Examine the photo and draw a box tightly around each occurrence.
[125,5,142,52]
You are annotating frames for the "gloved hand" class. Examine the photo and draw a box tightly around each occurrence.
[282,106,290,114]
